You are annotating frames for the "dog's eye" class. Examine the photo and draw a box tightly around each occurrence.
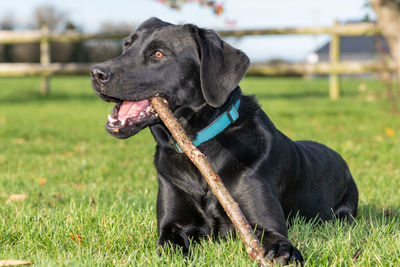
[123,39,131,49]
[153,50,164,58]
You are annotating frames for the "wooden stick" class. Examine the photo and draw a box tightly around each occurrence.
[150,96,271,266]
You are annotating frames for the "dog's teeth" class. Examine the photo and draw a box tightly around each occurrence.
[139,112,144,117]
[108,114,118,123]
[121,118,127,126]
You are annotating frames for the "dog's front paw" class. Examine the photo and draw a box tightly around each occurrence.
[265,242,303,266]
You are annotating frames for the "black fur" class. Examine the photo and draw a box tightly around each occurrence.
[91,18,358,265]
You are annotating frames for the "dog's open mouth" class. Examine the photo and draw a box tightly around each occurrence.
[107,99,158,132]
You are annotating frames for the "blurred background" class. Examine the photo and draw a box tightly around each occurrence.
[0,0,378,63]
[1,1,400,265]
[2,0,399,101]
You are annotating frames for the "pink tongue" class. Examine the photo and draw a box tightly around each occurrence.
[118,99,149,120]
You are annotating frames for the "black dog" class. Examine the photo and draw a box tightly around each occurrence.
[91,18,358,265]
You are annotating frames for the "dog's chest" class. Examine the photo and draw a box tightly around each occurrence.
[159,152,208,195]
[157,151,235,234]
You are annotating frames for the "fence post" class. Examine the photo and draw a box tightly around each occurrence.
[329,20,341,100]
[40,25,50,94]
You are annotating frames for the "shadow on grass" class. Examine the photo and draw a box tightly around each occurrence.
[285,204,400,229]
[1,83,360,105]
[0,91,99,104]
[357,204,400,223]
[253,91,329,100]
[2,88,329,104]
[253,89,360,101]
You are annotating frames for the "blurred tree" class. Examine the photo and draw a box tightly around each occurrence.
[65,21,90,63]
[0,14,15,62]
[51,20,90,63]
[370,0,400,79]
[0,15,39,63]
[100,21,133,34]
[9,5,69,63]
[0,14,15,30]
[86,22,134,62]
[31,6,89,63]
[156,0,224,15]
[32,5,67,30]
[158,1,238,27]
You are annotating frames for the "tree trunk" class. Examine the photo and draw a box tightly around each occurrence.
[370,0,400,79]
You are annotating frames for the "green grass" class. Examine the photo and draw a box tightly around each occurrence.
[0,76,399,266]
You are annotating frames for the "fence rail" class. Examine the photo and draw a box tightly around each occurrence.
[0,22,396,98]
[248,61,397,75]
[1,61,396,77]
[0,30,129,44]
[218,22,381,37]
[0,22,381,43]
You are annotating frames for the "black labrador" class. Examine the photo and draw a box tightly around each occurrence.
[91,18,358,265]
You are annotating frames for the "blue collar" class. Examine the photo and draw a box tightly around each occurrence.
[175,98,241,153]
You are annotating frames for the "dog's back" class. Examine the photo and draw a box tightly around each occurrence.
[278,139,358,221]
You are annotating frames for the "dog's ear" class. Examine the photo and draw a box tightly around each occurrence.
[188,25,250,107]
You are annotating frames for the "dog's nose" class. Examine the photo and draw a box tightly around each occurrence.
[90,67,111,84]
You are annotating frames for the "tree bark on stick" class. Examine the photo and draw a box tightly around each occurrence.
[150,96,272,267]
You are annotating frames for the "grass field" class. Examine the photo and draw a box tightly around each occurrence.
[0,76,399,266]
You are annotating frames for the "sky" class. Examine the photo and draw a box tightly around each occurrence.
[1,0,376,62]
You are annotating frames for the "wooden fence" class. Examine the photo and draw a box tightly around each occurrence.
[0,22,396,99]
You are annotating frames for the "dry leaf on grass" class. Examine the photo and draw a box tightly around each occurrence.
[384,208,399,217]
[385,127,395,137]
[70,183,83,190]
[90,197,96,206]
[6,194,28,204]
[0,259,33,266]
[11,138,26,145]
[35,178,47,187]
[0,116,6,125]
[70,233,84,245]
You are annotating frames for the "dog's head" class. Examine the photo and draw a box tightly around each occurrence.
[91,17,249,139]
